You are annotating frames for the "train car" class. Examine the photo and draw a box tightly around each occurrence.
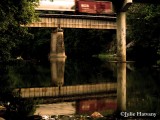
[35,0,114,15]
[96,1,113,14]
[35,0,75,12]
[77,0,114,14]
[76,0,97,14]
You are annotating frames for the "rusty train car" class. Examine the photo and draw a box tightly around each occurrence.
[35,0,114,15]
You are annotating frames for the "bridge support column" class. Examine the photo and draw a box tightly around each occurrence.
[116,12,126,62]
[50,28,66,58]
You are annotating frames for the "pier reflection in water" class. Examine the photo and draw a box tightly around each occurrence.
[50,57,66,95]
[117,63,126,112]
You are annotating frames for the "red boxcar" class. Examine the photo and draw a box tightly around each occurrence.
[35,0,75,11]
[77,0,113,14]
[77,0,97,14]
[96,1,113,14]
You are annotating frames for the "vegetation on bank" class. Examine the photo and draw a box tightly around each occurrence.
[93,54,117,61]
[0,0,38,62]
[127,3,160,62]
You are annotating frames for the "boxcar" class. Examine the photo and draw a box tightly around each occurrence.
[35,0,75,11]
[35,0,114,15]
[77,0,114,14]
[96,1,113,14]
[77,0,97,14]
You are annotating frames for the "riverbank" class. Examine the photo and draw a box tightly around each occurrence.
[93,54,117,61]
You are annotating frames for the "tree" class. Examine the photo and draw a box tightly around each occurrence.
[0,0,38,61]
[11,28,51,61]
[127,3,160,62]
[64,29,114,57]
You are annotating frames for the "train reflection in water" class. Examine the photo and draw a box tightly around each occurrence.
[35,98,117,117]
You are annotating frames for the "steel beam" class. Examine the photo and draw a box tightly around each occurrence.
[24,15,116,29]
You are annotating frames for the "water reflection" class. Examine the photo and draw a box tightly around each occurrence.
[0,58,160,119]
[35,102,76,115]
[50,57,66,86]
[34,59,126,118]
[31,58,119,118]
[117,63,126,112]
[77,98,117,115]
[35,98,117,117]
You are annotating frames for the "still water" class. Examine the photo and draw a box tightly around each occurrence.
[0,57,160,119]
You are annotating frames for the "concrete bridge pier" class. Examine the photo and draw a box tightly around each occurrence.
[116,0,132,113]
[50,28,66,58]
[116,12,126,62]
[49,28,66,94]
[116,0,132,62]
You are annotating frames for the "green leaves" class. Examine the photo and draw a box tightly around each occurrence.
[64,29,114,57]
[127,3,160,61]
[0,0,37,61]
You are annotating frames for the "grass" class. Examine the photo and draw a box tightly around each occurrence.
[93,53,117,61]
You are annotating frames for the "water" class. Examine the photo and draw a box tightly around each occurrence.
[0,57,160,119]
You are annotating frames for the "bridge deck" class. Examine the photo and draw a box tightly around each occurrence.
[25,14,116,29]
[38,14,116,20]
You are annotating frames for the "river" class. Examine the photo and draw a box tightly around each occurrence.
[0,57,160,119]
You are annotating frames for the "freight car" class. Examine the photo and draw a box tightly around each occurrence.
[35,0,75,12]
[35,0,114,15]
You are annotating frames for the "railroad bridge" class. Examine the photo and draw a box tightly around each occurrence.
[25,0,160,62]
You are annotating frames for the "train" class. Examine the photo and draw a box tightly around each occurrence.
[35,0,115,15]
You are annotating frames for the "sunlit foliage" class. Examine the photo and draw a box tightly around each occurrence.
[0,0,38,61]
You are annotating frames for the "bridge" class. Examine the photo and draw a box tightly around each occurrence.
[25,0,160,62]
[26,14,116,29]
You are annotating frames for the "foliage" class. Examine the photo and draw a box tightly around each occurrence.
[0,63,41,119]
[65,58,116,86]
[64,29,115,57]
[127,3,160,62]
[127,64,160,113]
[0,62,51,89]
[25,28,115,60]
[11,28,51,61]
[0,0,38,61]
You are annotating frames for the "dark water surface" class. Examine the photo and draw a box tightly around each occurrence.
[0,58,160,119]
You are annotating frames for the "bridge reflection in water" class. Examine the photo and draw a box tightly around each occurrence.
[18,57,118,99]
[19,83,116,98]
[16,58,126,116]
